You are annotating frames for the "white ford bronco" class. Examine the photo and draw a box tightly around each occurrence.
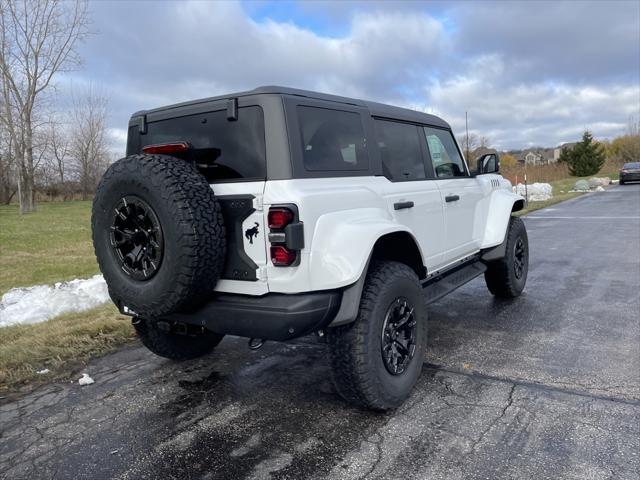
[92,86,528,410]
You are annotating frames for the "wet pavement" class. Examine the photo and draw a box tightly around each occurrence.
[1,184,639,480]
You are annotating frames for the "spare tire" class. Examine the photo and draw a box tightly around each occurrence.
[92,154,225,317]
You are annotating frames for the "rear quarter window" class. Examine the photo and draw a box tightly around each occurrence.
[296,106,369,171]
[132,106,266,182]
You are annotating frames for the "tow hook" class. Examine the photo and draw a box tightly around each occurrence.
[248,338,265,350]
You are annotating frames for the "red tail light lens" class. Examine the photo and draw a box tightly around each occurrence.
[271,246,297,266]
[142,142,190,155]
[268,208,294,229]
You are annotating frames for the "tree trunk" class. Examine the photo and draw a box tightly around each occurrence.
[20,120,36,213]
[19,166,34,213]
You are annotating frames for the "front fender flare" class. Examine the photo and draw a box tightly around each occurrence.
[480,189,525,249]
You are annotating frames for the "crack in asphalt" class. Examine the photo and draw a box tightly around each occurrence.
[469,383,516,454]
[423,363,640,406]
[357,433,383,480]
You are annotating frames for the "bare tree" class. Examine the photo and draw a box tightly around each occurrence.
[458,132,479,160]
[0,120,16,204]
[70,86,109,200]
[49,120,69,184]
[0,0,89,213]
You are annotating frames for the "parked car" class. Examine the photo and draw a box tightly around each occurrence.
[619,162,640,184]
[92,86,528,410]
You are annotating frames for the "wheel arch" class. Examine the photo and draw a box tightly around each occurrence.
[370,231,427,280]
[328,230,426,327]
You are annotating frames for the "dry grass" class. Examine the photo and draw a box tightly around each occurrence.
[501,158,622,186]
[504,159,622,216]
[0,303,134,393]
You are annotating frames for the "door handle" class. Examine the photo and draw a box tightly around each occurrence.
[445,195,460,203]
[394,201,414,210]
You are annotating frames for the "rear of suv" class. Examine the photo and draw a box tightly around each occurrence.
[92,86,528,410]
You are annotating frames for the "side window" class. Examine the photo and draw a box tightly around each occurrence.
[297,106,368,171]
[423,127,468,178]
[374,119,426,181]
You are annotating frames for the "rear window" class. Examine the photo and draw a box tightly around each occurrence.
[623,162,640,169]
[297,106,368,171]
[132,106,266,181]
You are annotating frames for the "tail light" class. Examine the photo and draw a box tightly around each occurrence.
[268,208,294,229]
[268,206,303,267]
[142,142,190,155]
[270,246,297,266]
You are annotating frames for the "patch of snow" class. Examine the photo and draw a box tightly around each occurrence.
[78,373,95,386]
[589,177,611,188]
[514,182,553,201]
[573,179,590,192]
[36,369,50,375]
[0,275,109,328]
[595,186,605,192]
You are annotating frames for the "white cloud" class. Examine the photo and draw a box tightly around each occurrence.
[60,0,638,153]
[425,55,639,149]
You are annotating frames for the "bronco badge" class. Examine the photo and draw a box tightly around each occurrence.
[245,222,259,244]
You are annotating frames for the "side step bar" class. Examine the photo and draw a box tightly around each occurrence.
[422,261,487,304]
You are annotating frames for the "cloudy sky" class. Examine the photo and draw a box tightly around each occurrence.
[59,0,640,154]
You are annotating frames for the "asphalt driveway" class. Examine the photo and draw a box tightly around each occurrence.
[1,184,639,480]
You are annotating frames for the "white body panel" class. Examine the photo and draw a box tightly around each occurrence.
[210,174,522,296]
[380,180,445,269]
[209,181,269,295]
[435,178,485,262]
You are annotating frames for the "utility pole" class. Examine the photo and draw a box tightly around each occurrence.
[465,111,469,160]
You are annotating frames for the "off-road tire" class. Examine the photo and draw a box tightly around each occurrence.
[92,154,225,317]
[484,216,528,298]
[134,319,224,360]
[327,261,427,411]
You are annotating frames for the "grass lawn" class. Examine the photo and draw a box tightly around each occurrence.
[0,200,134,393]
[0,201,100,295]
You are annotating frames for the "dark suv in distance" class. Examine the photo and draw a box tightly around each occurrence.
[619,162,640,185]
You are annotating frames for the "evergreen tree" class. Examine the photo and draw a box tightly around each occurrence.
[562,131,606,177]
[557,146,572,164]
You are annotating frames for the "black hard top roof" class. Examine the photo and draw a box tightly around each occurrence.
[132,85,450,129]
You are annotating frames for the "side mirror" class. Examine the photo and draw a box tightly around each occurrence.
[476,153,500,175]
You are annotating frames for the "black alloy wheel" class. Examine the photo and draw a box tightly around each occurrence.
[513,237,526,280]
[381,297,418,375]
[110,196,164,281]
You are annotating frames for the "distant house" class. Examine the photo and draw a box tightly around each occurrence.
[521,148,556,166]
[553,142,577,161]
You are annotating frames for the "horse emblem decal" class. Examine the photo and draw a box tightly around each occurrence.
[245,222,260,244]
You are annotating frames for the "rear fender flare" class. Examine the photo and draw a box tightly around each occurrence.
[309,208,424,291]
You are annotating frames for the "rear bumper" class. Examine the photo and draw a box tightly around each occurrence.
[158,290,342,341]
[621,172,640,182]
